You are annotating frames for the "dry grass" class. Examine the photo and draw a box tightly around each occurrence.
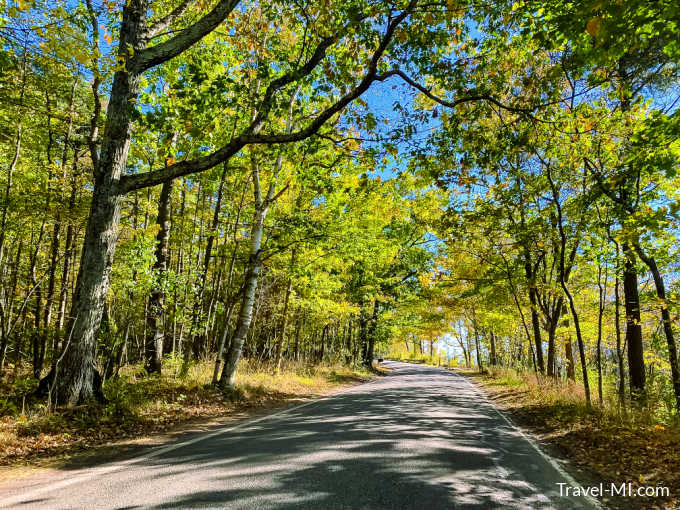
[458,366,680,510]
[0,359,372,467]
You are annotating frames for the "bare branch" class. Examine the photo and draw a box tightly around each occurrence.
[390,69,540,116]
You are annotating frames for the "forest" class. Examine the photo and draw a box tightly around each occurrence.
[0,0,679,490]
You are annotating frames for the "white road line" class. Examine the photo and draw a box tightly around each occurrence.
[0,382,369,509]
[449,368,602,510]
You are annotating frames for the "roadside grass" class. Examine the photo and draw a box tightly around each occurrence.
[0,359,372,467]
[457,366,680,510]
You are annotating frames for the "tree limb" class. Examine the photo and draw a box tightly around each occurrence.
[145,0,194,40]
[135,0,240,72]
[118,2,418,193]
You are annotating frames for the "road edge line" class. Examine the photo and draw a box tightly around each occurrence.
[0,379,373,508]
[449,368,602,510]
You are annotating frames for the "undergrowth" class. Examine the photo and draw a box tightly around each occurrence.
[0,358,371,465]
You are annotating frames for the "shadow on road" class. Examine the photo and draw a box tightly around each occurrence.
[6,363,593,509]
[102,362,585,509]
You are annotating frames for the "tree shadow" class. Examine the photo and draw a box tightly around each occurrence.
[14,362,594,509]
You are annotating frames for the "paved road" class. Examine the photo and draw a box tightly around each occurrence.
[1,362,596,509]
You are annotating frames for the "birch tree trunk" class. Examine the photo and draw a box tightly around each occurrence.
[218,163,272,390]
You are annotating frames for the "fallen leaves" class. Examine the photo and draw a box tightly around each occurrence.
[0,361,370,467]
[466,371,680,510]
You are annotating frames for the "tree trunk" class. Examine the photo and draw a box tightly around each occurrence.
[622,244,645,404]
[528,287,544,373]
[212,174,249,382]
[563,313,575,381]
[38,2,147,404]
[634,244,680,411]
[274,249,295,372]
[596,257,605,407]
[359,304,368,363]
[489,331,497,366]
[145,179,172,374]
[545,298,563,378]
[472,313,483,373]
[524,255,544,373]
[614,264,626,409]
[547,167,590,407]
[319,323,329,363]
[218,164,271,390]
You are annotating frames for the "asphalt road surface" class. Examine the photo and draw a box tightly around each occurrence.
[1,362,597,509]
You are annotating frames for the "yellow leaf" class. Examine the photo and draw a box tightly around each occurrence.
[586,17,601,37]
[75,52,89,66]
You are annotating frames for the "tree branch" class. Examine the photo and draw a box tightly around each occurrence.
[389,69,540,115]
[145,0,194,40]
[118,2,418,193]
[135,0,240,72]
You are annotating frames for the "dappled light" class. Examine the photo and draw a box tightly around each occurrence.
[3,363,591,509]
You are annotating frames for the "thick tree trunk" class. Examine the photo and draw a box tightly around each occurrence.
[145,179,172,374]
[38,2,147,404]
[547,324,557,378]
[545,298,563,378]
[472,315,483,373]
[489,331,497,366]
[319,323,329,363]
[528,287,544,373]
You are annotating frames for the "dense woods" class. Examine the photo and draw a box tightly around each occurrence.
[0,0,679,433]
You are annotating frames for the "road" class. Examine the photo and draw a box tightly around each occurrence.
[1,362,596,509]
